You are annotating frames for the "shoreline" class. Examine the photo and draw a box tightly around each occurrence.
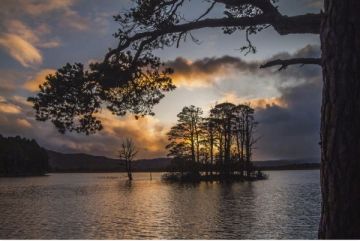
[0,165,320,177]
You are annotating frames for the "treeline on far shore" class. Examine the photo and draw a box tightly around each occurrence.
[0,135,49,177]
[0,133,319,177]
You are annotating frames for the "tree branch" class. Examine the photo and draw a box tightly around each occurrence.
[105,13,321,61]
[260,57,321,71]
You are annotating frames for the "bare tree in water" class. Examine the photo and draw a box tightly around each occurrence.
[119,138,137,181]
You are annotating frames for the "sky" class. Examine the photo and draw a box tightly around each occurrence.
[0,0,323,160]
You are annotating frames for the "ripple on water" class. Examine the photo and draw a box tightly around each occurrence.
[0,171,320,239]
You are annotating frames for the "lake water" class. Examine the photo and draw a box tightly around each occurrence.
[0,170,320,239]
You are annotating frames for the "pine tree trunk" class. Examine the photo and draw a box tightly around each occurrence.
[319,0,360,238]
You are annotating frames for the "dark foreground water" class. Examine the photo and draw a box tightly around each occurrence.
[0,170,320,239]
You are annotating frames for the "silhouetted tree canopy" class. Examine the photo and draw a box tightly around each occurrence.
[0,135,49,176]
[166,103,258,177]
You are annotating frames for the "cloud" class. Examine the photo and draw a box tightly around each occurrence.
[0,76,17,95]
[11,95,33,107]
[21,0,75,16]
[23,69,56,92]
[304,0,323,9]
[0,98,22,114]
[0,0,93,67]
[218,92,287,109]
[0,19,62,67]
[3,0,90,31]
[166,56,259,88]
[254,78,322,160]
[61,9,89,31]
[250,45,322,160]
[166,45,320,90]
[16,118,32,128]
[6,20,40,43]
[4,20,61,48]
[38,39,61,48]
[0,34,42,67]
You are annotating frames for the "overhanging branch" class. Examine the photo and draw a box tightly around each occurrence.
[105,13,321,61]
[260,57,321,71]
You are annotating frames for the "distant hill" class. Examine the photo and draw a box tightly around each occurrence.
[253,157,320,170]
[47,150,172,172]
[47,150,124,172]
[47,150,319,172]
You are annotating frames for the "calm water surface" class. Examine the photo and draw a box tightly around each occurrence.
[0,170,320,239]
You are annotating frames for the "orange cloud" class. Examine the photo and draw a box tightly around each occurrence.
[22,0,74,15]
[218,92,287,109]
[7,20,39,43]
[11,95,33,107]
[0,100,22,114]
[20,0,89,31]
[0,19,62,67]
[16,118,32,128]
[23,69,56,92]
[0,34,42,67]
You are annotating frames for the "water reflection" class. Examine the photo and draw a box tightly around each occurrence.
[0,171,320,239]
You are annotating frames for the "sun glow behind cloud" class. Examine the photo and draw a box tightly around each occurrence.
[219,92,288,109]
[96,110,169,156]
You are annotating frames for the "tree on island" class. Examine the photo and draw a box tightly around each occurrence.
[27,0,360,238]
[119,138,138,181]
[0,135,49,176]
[166,105,203,165]
[166,103,258,180]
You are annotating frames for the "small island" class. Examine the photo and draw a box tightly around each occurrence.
[162,103,266,182]
[0,135,49,177]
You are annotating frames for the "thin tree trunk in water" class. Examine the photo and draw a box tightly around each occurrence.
[241,122,245,177]
[190,128,196,163]
[210,133,214,176]
[319,0,360,238]
[127,159,132,181]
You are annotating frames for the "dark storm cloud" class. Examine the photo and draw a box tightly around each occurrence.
[255,80,322,159]
[165,56,260,87]
[167,56,259,74]
[253,45,322,160]
[267,44,321,81]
